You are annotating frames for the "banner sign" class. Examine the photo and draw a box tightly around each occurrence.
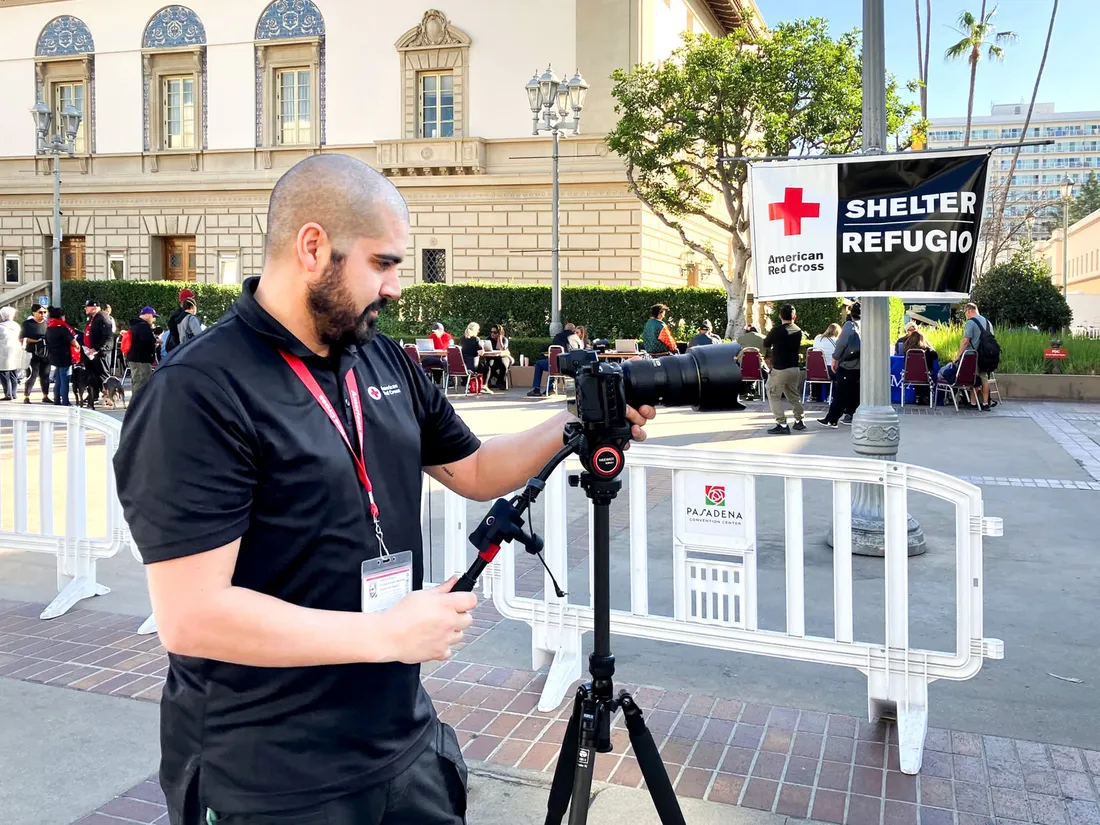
[747,149,992,301]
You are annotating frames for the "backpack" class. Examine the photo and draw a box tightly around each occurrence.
[119,329,132,356]
[975,317,1001,373]
[165,309,184,353]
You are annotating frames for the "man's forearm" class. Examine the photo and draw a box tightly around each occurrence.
[157,584,397,667]
[464,410,575,500]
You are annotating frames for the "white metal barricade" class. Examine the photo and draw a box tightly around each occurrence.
[433,443,1004,775]
[0,405,130,620]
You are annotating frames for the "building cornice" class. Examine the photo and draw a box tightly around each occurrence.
[702,0,765,35]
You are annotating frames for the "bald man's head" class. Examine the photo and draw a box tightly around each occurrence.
[265,154,409,261]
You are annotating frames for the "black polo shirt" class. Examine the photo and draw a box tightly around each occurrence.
[762,322,804,371]
[113,276,481,814]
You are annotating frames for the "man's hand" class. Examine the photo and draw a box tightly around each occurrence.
[382,577,477,664]
[625,404,656,445]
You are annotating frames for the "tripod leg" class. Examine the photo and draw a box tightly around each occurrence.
[620,693,686,825]
[545,689,584,825]
[565,694,600,825]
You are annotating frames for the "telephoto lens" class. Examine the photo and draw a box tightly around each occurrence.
[621,343,745,412]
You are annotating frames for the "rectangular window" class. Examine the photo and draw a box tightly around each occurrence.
[276,68,312,145]
[108,252,126,281]
[419,72,454,139]
[218,252,240,285]
[422,248,447,283]
[3,253,20,285]
[163,76,196,149]
[54,82,86,154]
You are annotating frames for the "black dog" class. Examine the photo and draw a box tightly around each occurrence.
[69,363,88,407]
[103,375,125,408]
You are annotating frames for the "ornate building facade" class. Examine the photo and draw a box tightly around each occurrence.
[0,0,759,292]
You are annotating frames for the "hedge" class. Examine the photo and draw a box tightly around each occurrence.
[59,281,240,331]
[769,297,906,340]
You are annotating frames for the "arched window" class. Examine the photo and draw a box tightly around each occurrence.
[35,16,95,155]
[254,1,326,150]
[142,5,207,154]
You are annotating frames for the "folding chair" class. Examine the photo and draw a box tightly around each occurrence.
[900,348,933,408]
[739,348,766,400]
[935,350,978,412]
[986,371,1002,403]
[802,349,832,404]
[545,345,568,394]
[403,344,429,375]
[444,346,475,396]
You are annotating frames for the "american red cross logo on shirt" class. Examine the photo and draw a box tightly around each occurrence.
[768,187,821,236]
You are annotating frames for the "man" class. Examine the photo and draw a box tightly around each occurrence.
[642,304,676,355]
[20,304,50,404]
[943,301,994,411]
[127,306,159,395]
[736,324,765,352]
[761,304,806,434]
[420,322,453,380]
[527,322,583,397]
[165,288,196,354]
[175,298,202,347]
[819,302,862,428]
[688,319,725,350]
[112,153,654,825]
[81,300,113,408]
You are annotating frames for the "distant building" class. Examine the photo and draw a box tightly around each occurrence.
[927,103,1100,241]
[1035,208,1100,295]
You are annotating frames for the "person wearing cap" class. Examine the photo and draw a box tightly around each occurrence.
[128,306,160,395]
[166,289,197,354]
[688,320,723,350]
[421,322,452,381]
[82,299,114,408]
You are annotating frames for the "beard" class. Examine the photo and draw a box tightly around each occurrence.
[306,251,387,351]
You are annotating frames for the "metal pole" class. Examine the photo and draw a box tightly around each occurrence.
[845,0,926,556]
[1063,199,1069,295]
[52,153,62,308]
[550,126,562,337]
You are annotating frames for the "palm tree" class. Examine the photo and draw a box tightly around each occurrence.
[944,3,1018,146]
[914,0,931,123]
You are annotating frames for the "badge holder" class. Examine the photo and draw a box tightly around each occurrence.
[361,551,413,614]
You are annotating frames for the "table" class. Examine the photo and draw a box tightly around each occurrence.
[890,354,942,405]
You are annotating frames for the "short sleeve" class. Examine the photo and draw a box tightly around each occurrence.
[113,364,258,564]
[404,349,481,468]
[963,319,978,342]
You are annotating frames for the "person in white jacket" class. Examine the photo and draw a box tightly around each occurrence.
[0,306,24,400]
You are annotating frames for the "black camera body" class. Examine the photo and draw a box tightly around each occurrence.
[557,351,635,479]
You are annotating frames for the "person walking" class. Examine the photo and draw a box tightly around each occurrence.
[127,307,160,396]
[112,153,654,825]
[818,302,861,428]
[0,306,23,400]
[762,304,806,434]
[81,300,114,408]
[20,304,50,404]
[45,307,77,405]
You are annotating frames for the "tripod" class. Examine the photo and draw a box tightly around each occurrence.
[453,425,685,825]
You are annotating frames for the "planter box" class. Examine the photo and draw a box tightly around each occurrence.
[995,373,1100,401]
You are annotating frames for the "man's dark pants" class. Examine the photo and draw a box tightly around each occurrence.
[823,367,860,424]
[186,721,468,825]
[23,355,50,399]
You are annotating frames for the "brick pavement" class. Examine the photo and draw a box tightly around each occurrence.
[3,599,1100,825]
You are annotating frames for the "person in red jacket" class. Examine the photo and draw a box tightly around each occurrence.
[421,322,452,381]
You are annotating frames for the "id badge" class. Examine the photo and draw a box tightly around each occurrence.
[361,551,413,614]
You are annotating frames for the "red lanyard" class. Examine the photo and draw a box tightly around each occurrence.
[280,351,390,555]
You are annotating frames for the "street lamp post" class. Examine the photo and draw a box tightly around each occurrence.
[526,66,588,337]
[1061,175,1073,295]
[30,99,82,308]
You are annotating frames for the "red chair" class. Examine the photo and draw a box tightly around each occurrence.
[935,350,978,411]
[901,348,932,408]
[545,345,568,394]
[403,344,427,373]
[802,348,832,404]
[740,348,766,400]
[444,346,474,396]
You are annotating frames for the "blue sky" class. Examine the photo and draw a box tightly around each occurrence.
[756,0,1096,119]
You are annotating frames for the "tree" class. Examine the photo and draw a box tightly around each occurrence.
[981,0,1058,271]
[914,0,931,122]
[606,19,915,336]
[1069,171,1100,224]
[944,3,1018,147]
[970,242,1072,330]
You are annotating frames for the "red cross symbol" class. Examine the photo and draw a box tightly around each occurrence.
[768,187,821,236]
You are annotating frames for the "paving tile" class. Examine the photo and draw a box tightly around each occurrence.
[920,751,952,779]
[699,718,734,744]
[644,710,678,736]
[706,773,745,805]
[1029,793,1069,825]
[817,759,852,792]
[99,797,165,821]
[487,738,528,768]
[857,719,889,741]
[656,691,689,712]
[1084,750,1100,776]
[456,708,498,733]
[983,735,1018,763]
[1066,799,1100,825]
[750,751,786,781]
[986,758,1025,790]
[1050,745,1086,772]
[836,791,880,824]
[851,765,884,797]
[537,720,570,745]
[740,778,778,811]
[760,728,792,754]
[684,694,715,717]
[953,781,991,815]
[434,681,473,703]
[437,704,473,727]
[518,742,558,772]
[855,741,886,768]
[824,735,856,763]
[775,782,811,818]
[480,712,523,739]
[503,692,539,715]
[462,734,502,761]
[1025,767,1062,796]
[812,788,847,824]
[659,737,694,766]
[952,731,984,756]
[512,717,551,741]
[783,755,818,787]
[828,715,858,738]
[740,703,772,726]
[674,767,712,799]
[686,741,725,771]
[798,711,828,733]
[719,747,755,776]
[924,728,951,753]
[991,787,1031,820]
[792,731,824,758]
[124,781,167,806]
[883,801,918,825]
[1017,740,1053,767]
[918,776,954,809]
[731,723,764,749]
[456,663,492,683]
[711,698,743,721]
[610,756,643,788]
[1058,769,1097,800]
[953,754,987,784]
[885,771,918,803]
[768,706,800,731]
[671,713,705,740]
[917,806,953,825]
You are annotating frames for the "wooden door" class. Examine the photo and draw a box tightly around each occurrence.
[60,236,86,281]
[164,237,196,282]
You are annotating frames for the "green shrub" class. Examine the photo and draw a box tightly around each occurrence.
[769,297,905,339]
[923,326,1100,375]
[60,281,240,331]
[970,244,1073,331]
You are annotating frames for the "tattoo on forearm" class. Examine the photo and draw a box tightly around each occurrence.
[441,466,455,478]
